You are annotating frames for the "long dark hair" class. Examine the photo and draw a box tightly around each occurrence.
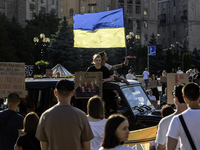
[101,114,127,148]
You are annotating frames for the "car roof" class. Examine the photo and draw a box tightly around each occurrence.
[25,78,141,89]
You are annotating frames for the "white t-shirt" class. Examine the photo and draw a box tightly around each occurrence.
[176,70,184,73]
[156,113,180,149]
[126,73,136,80]
[89,119,107,150]
[105,63,112,70]
[148,95,156,101]
[167,109,200,150]
[143,71,149,79]
[99,145,133,150]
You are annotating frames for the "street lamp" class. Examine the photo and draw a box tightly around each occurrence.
[33,33,50,60]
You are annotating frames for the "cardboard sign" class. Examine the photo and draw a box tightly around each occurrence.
[149,80,158,88]
[25,65,34,78]
[46,69,52,77]
[160,76,167,84]
[167,73,190,104]
[0,62,26,99]
[75,72,103,99]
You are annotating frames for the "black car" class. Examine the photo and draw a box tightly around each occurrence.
[24,78,161,130]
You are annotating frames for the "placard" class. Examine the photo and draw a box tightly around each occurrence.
[25,65,34,78]
[167,73,190,104]
[0,62,26,99]
[75,72,103,99]
[149,80,158,88]
[46,69,52,77]
[160,76,167,84]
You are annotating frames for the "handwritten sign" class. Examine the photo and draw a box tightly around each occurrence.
[167,73,189,104]
[149,80,158,88]
[25,65,34,78]
[0,62,26,98]
[46,69,52,77]
[74,72,102,99]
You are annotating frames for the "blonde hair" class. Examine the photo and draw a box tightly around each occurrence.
[92,54,101,64]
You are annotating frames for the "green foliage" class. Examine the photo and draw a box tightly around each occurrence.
[48,16,78,73]
[191,47,200,70]
[182,52,191,72]
[135,45,147,74]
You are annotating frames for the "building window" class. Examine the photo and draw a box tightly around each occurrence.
[144,0,147,2]
[40,7,46,14]
[90,6,95,13]
[51,0,54,5]
[174,0,175,6]
[81,5,85,12]
[41,0,44,3]
[144,21,148,28]
[30,9,34,19]
[174,15,176,22]
[107,5,110,11]
[69,8,73,16]
[173,31,175,38]
[144,34,148,41]
[144,8,148,15]
[136,6,141,14]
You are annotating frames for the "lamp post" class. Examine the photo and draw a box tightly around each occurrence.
[33,33,50,60]
[126,32,140,71]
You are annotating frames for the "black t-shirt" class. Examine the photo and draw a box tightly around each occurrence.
[86,65,112,79]
[17,133,41,150]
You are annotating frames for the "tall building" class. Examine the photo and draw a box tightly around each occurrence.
[61,0,112,25]
[61,0,158,46]
[158,0,200,51]
[0,0,61,27]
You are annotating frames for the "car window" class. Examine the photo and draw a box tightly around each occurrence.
[122,86,152,108]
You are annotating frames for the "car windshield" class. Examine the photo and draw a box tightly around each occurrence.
[121,86,152,108]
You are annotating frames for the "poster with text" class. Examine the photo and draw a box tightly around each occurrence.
[167,73,190,104]
[75,72,103,99]
[0,62,26,99]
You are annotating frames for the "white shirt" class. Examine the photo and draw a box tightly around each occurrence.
[126,73,136,80]
[167,109,200,150]
[105,63,112,70]
[176,70,183,73]
[99,145,133,150]
[89,119,107,150]
[143,71,149,79]
[148,95,156,101]
[156,114,180,149]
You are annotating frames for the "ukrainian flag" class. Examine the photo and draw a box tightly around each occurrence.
[73,8,126,48]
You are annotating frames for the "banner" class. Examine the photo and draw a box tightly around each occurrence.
[73,8,125,48]
[0,62,26,98]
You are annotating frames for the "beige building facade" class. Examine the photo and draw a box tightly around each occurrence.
[0,0,61,27]
[158,0,200,51]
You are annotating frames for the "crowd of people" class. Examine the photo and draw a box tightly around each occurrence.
[1,53,200,150]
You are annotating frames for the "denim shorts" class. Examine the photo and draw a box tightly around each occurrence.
[144,79,149,84]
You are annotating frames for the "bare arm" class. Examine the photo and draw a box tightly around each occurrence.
[14,145,22,150]
[40,141,48,150]
[166,136,178,150]
[156,143,166,150]
[111,59,129,70]
[103,75,114,83]
[82,141,90,150]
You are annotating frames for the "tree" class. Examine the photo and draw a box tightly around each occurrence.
[135,45,147,74]
[48,16,78,73]
[182,52,191,72]
[191,47,200,70]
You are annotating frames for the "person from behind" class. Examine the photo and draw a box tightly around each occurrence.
[156,84,187,150]
[143,68,149,90]
[87,95,107,150]
[36,79,94,150]
[99,114,132,150]
[150,74,159,100]
[14,112,41,150]
[126,69,135,80]
[0,93,24,150]
[161,104,175,118]
[176,67,183,73]
[161,70,167,96]
[87,54,114,83]
[167,82,200,150]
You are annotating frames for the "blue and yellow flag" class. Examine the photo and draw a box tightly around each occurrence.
[73,8,126,48]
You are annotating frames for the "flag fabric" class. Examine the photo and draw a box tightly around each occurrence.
[73,8,126,48]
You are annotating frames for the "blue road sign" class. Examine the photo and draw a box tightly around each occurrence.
[148,46,156,55]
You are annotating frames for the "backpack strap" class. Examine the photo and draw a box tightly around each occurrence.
[179,114,197,150]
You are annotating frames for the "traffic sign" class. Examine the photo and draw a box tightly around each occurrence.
[148,46,156,55]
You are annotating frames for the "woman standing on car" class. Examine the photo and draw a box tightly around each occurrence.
[99,114,132,150]
[87,95,107,150]
[150,74,159,100]
[86,54,114,83]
